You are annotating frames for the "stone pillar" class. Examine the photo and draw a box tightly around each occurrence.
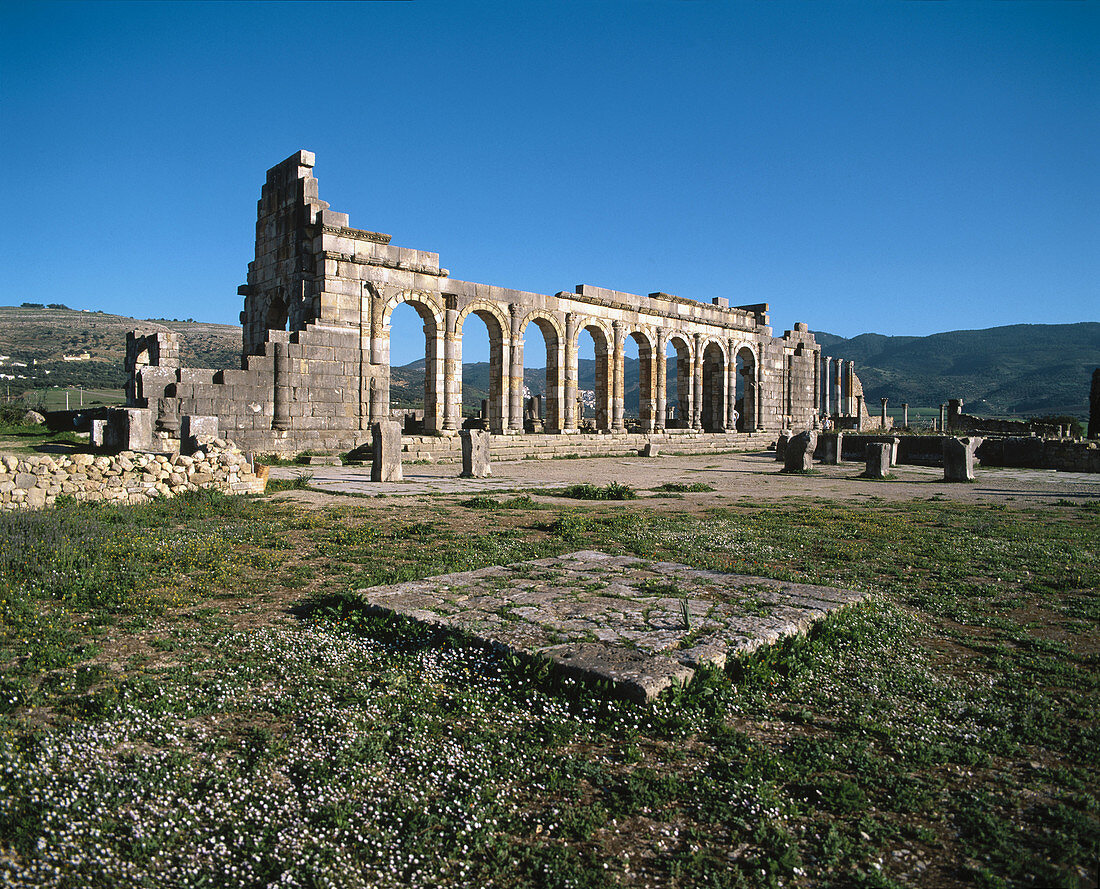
[371,421,402,482]
[880,397,889,429]
[783,430,817,472]
[508,304,523,433]
[442,301,460,432]
[1089,369,1100,439]
[834,359,844,417]
[692,332,703,429]
[272,341,289,431]
[564,313,577,431]
[655,328,667,431]
[939,403,947,433]
[901,403,909,430]
[460,429,491,478]
[855,395,864,432]
[727,338,738,432]
[944,436,981,482]
[846,362,857,416]
[864,443,891,479]
[611,321,626,431]
[820,430,843,465]
[775,429,792,462]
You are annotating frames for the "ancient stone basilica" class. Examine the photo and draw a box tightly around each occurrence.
[127,151,866,456]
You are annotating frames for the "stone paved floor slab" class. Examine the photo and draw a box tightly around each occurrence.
[356,550,868,702]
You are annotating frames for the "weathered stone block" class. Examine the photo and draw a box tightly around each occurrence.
[775,430,792,462]
[180,415,219,455]
[864,443,891,479]
[783,430,817,472]
[460,429,491,478]
[944,436,982,482]
[371,420,403,482]
[819,431,843,464]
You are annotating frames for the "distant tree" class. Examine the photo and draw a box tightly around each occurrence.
[47,303,70,309]
[20,302,44,308]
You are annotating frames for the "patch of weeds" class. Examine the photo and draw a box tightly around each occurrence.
[652,482,715,493]
[266,471,313,492]
[553,483,637,501]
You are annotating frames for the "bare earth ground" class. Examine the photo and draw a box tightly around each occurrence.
[268,451,1100,511]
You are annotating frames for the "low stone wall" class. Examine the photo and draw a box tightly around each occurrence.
[837,434,1100,473]
[976,437,1100,473]
[395,430,775,463]
[0,440,266,511]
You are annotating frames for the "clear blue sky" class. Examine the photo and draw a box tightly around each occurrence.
[2,1,1097,367]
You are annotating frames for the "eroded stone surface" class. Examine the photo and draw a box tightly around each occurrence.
[356,550,866,702]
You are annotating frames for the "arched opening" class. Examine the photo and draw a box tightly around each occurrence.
[735,346,757,432]
[625,331,655,431]
[701,341,726,432]
[665,335,692,428]
[458,308,508,434]
[576,323,611,432]
[264,289,289,333]
[386,299,442,433]
[521,317,562,433]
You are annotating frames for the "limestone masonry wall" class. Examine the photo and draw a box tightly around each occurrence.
[128,150,870,455]
[0,441,266,511]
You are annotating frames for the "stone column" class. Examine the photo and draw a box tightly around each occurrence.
[655,328,667,431]
[901,403,909,429]
[845,361,856,416]
[939,403,947,432]
[442,300,460,432]
[822,356,832,417]
[727,338,738,431]
[611,321,626,431]
[508,304,523,433]
[564,313,577,431]
[272,341,289,431]
[880,397,889,429]
[692,333,703,429]
[834,359,844,417]
[855,394,864,431]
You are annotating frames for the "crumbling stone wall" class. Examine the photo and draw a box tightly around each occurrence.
[0,441,264,511]
[128,150,865,455]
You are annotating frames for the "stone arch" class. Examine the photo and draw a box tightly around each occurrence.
[382,289,446,332]
[264,287,289,334]
[701,339,728,432]
[574,318,612,431]
[625,326,657,430]
[665,331,694,428]
[381,289,446,433]
[456,300,511,434]
[734,343,759,432]
[519,310,565,433]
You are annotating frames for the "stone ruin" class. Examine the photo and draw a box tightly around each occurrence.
[125,150,869,457]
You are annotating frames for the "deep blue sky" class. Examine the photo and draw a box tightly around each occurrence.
[2,1,1097,366]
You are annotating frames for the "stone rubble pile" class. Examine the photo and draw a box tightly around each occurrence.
[0,439,265,511]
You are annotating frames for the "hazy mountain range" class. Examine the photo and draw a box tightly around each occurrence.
[2,306,1094,419]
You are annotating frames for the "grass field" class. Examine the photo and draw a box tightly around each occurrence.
[13,387,126,411]
[0,488,1097,888]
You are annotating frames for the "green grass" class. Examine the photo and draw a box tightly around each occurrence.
[1,492,1097,888]
[551,482,637,500]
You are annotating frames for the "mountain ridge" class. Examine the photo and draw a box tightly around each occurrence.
[1,306,1094,419]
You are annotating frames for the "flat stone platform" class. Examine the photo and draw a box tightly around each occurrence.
[356,550,867,702]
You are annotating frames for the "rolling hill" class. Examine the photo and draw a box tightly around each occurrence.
[2,306,1094,420]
